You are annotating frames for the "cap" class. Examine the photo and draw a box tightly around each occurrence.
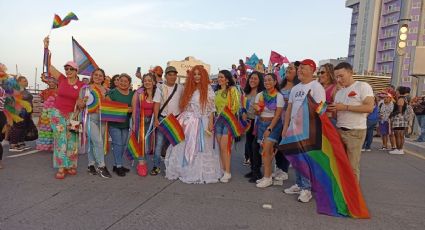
[165,66,178,75]
[300,59,316,72]
[152,66,163,77]
[64,61,79,71]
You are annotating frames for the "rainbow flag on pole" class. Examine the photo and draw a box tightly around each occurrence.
[217,106,244,138]
[52,12,78,29]
[100,100,128,122]
[127,131,141,160]
[158,114,185,146]
[279,94,370,218]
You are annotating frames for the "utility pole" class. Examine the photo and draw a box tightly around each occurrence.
[391,0,412,87]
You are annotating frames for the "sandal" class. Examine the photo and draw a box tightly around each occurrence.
[66,168,77,176]
[55,171,65,179]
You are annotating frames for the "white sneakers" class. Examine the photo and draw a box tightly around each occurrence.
[297,190,312,203]
[220,172,231,183]
[283,184,301,194]
[273,169,289,181]
[256,177,273,188]
[389,149,405,155]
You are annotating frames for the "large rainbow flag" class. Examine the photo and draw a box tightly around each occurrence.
[279,94,370,218]
[158,114,185,146]
[72,37,99,76]
[100,100,128,122]
[217,106,244,138]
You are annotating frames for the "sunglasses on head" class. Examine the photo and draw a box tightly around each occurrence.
[64,67,76,71]
[317,71,326,75]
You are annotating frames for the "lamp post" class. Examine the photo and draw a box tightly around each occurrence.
[391,0,412,87]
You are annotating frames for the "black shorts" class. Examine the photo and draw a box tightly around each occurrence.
[392,127,406,131]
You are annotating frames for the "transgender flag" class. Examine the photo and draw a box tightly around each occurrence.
[279,94,370,218]
[72,37,99,76]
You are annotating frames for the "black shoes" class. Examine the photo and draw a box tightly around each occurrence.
[150,167,161,176]
[87,165,97,175]
[113,167,126,177]
[248,173,263,183]
[98,166,112,178]
[244,172,253,178]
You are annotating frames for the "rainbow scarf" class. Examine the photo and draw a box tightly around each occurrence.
[218,106,244,138]
[52,12,78,29]
[158,114,185,146]
[100,100,128,122]
[279,94,370,218]
[258,89,278,112]
[87,87,101,113]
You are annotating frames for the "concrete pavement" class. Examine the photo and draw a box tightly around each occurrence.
[0,138,424,230]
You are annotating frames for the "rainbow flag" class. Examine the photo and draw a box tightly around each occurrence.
[218,106,244,138]
[72,37,99,76]
[127,131,141,160]
[86,87,101,113]
[52,12,78,29]
[279,94,370,218]
[158,114,185,146]
[100,100,128,122]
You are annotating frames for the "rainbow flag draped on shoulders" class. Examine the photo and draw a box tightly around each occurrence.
[279,94,370,218]
[158,114,185,146]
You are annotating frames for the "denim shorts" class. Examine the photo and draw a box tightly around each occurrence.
[256,118,283,143]
[215,118,229,136]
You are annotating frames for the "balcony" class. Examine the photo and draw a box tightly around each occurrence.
[381,21,398,28]
[382,7,400,16]
[378,46,395,52]
[377,57,394,63]
[379,33,395,40]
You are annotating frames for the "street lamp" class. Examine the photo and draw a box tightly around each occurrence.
[397,24,409,55]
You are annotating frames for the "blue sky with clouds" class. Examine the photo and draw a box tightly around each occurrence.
[1,0,351,88]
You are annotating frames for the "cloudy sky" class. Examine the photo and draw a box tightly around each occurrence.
[1,0,351,89]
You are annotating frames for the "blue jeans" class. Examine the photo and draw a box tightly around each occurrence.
[153,116,170,168]
[87,114,105,167]
[108,126,129,167]
[363,120,378,149]
[416,115,425,141]
[296,171,311,190]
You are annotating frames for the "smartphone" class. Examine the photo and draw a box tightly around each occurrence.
[136,67,141,73]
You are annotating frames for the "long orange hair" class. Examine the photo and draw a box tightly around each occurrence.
[179,65,210,112]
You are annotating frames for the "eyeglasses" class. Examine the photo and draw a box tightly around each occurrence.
[64,67,76,71]
[317,71,326,75]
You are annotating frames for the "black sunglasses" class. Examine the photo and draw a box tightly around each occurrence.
[64,67,76,71]
[317,71,326,75]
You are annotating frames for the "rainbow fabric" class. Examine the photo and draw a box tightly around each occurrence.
[158,114,185,146]
[72,37,99,76]
[258,89,278,112]
[279,94,370,218]
[218,106,244,138]
[52,12,78,29]
[100,100,128,122]
[127,131,141,160]
[87,87,101,113]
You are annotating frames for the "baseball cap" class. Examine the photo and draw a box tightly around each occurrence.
[165,66,178,75]
[300,59,316,72]
[64,61,79,71]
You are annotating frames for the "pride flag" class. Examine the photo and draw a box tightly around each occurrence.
[100,100,128,122]
[127,131,141,160]
[72,37,99,76]
[158,114,185,146]
[52,12,78,29]
[269,50,290,65]
[245,53,259,68]
[218,106,244,138]
[279,94,370,218]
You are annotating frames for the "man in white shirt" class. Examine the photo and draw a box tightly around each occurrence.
[151,66,183,175]
[282,59,326,203]
[328,62,374,182]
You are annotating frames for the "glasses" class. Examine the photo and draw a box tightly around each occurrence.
[65,67,76,71]
[317,71,326,75]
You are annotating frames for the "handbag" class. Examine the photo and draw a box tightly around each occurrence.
[68,105,82,133]
[25,118,38,141]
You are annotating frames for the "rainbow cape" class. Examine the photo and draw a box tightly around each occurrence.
[158,114,185,146]
[217,106,243,138]
[72,37,99,76]
[278,94,370,218]
[52,12,78,29]
[100,100,128,122]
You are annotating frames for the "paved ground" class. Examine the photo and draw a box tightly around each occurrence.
[0,137,424,230]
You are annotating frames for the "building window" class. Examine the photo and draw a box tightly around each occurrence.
[409,27,418,33]
[412,15,420,21]
[412,2,421,9]
[407,40,417,46]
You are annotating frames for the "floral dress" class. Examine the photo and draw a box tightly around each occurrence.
[36,89,57,151]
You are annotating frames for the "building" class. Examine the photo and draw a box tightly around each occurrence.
[318,57,348,68]
[167,56,210,84]
[346,0,425,86]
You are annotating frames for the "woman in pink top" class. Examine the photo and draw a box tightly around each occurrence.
[131,73,156,176]
[318,63,338,122]
[44,37,84,179]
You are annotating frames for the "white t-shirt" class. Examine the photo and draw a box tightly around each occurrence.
[153,83,183,117]
[288,80,326,118]
[334,81,374,129]
[254,91,284,118]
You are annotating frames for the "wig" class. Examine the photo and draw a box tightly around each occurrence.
[179,65,210,112]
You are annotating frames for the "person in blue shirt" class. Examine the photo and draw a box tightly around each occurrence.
[362,97,379,151]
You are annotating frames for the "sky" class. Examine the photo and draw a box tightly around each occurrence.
[0,0,352,89]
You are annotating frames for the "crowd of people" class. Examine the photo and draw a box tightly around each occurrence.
[0,36,424,206]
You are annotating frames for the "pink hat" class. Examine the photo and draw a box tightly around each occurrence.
[64,61,79,71]
[300,59,316,72]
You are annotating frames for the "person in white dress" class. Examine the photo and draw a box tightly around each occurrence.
[165,65,220,184]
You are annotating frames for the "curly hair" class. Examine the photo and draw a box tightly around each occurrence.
[179,65,210,112]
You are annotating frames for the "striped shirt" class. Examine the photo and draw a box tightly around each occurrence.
[0,87,5,111]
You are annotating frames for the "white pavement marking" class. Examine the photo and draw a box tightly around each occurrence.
[404,140,425,148]
[404,149,425,161]
[7,150,40,158]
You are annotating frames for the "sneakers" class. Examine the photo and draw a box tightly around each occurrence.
[98,166,112,178]
[284,184,301,194]
[256,177,273,188]
[219,172,231,183]
[361,148,366,152]
[389,149,404,155]
[87,165,97,175]
[365,149,371,152]
[273,169,288,181]
[150,167,161,176]
[137,164,148,177]
[18,144,31,150]
[298,189,312,203]
[243,159,250,166]
[114,167,126,177]
[378,147,388,151]
[9,146,24,152]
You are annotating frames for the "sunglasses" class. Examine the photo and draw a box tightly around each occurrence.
[64,67,76,71]
[317,71,326,75]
